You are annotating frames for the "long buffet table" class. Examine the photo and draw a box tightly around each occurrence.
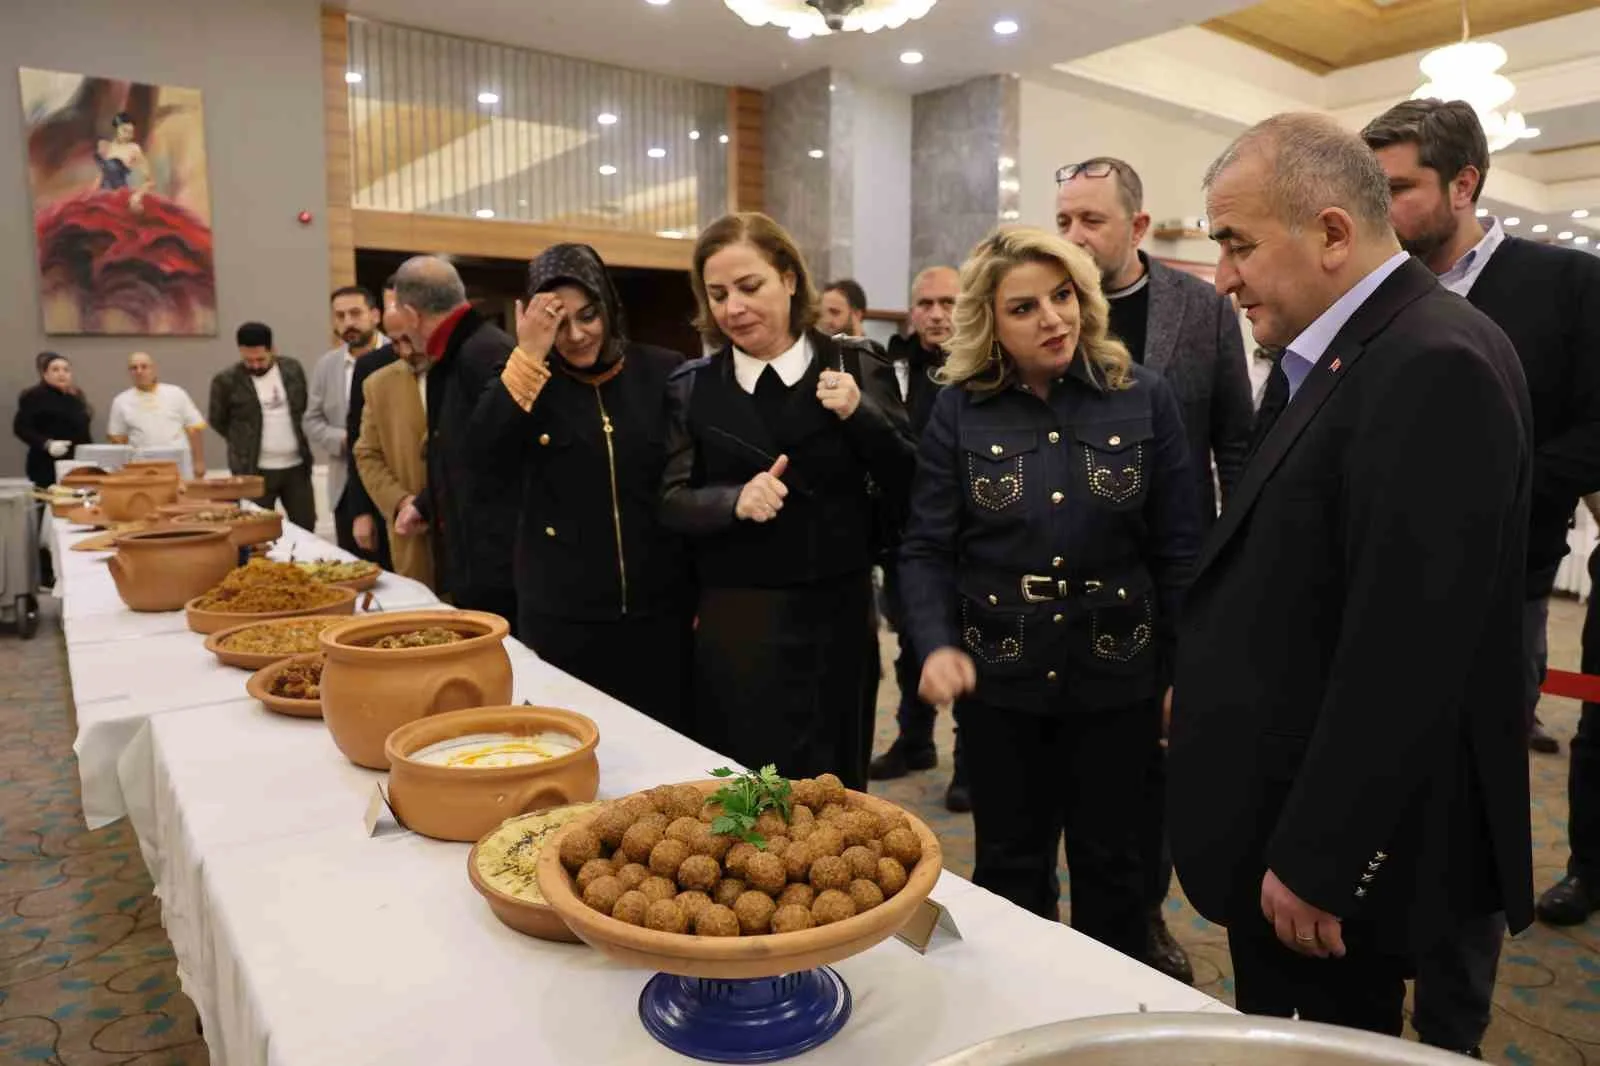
[50,515,1227,1065]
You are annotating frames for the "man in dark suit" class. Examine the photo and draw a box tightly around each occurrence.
[1170,112,1534,1036]
[1364,97,1600,1056]
[344,276,402,571]
[1057,155,1255,985]
[389,256,519,630]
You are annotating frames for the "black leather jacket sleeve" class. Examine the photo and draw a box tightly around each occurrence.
[659,362,742,535]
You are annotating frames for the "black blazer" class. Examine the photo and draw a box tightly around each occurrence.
[660,330,914,589]
[468,342,688,622]
[1168,258,1534,945]
[1466,235,1600,590]
[418,309,519,598]
[344,343,399,522]
[13,383,92,488]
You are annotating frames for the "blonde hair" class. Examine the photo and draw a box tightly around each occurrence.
[939,227,1133,393]
[690,212,819,347]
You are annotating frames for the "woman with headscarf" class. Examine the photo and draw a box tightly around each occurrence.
[14,351,93,489]
[470,243,692,729]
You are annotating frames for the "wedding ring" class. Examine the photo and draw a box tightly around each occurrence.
[1294,933,1316,942]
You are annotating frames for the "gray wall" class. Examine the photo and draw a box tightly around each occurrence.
[1,0,331,477]
[764,69,834,281]
[911,75,1019,274]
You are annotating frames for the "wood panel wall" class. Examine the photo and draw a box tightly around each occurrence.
[352,211,695,272]
[727,87,764,214]
[321,6,356,290]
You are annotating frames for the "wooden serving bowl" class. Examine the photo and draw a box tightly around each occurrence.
[185,584,359,635]
[184,475,265,501]
[318,611,512,770]
[293,561,381,591]
[159,505,283,548]
[385,706,600,843]
[204,615,354,670]
[537,781,942,980]
[246,653,325,718]
[467,804,603,944]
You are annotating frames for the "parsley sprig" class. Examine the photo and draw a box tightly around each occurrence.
[707,764,792,847]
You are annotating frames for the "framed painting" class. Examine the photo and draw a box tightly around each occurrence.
[19,68,216,336]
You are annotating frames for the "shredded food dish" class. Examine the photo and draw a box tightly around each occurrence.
[173,507,247,523]
[219,618,345,655]
[295,560,380,583]
[476,803,602,904]
[268,658,323,700]
[192,559,347,614]
[366,627,466,649]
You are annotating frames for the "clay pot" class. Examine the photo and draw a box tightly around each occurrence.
[184,584,359,635]
[99,472,180,521]
[157,504,283,547]
[108,527,237,612]
[318,611,512,770]
[184,475,265,501]
[121,459,181,478]
[59,466,108,489]
[386,706,600,843]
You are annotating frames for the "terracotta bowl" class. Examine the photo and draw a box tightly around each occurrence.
[60,467,108,489]
[184,475,265,501]
[107,527,237,612]
[538,781,943,980]
[185,584,359,635]
[385,706,600,843]
[204,615,354,670]
[292,561,381,590]
[467,804,604,944]
[158,505,283,547]
[318,611,513,770]
[121,459,181,478]
[246,653,325,718]
[99,473,180,521]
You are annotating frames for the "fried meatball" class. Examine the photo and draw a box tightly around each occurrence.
[755,811,788,839]
[725,841,759,878]
[809,855,851,892]
[611,890,649,926]
[812,888,857,925]
[615,862,649,891]
[820,803,850,825]
[639,875,678,904]
[667,785,706,820]
[808,825,845,858]
[772,904,815,933]
[838,813,878,849]
[876,857,909,897]
[841,845,877,881]
[790,803,816,826]
[763,834,791,859]
[676,890,714,924]
[744,851,787,896]
[649,838,691,880]
[677,854,721,893]
[848,879,885,912]
[576,858,615,893]
[868,839,884,860]
[783,841,816,883]
[815,773,847,807]
[734,890,777,935]
[695,904,740,937]
[583,875,624,914]
[559,827,602,872]
[621,794,655,821]
[698,801,724,824]
[878,811,910,837]
[790,779,823,811]
[594,805,634,849]
[636,811,670,834]
[713,878,747,909]
[883,827,922,868]
[777,883,816,910]
[647,785,680,814]
[645,898,689,934]
[666,816,703,844]
[693,830,734,862]
[621,821,665,865]
[789,820,817,843]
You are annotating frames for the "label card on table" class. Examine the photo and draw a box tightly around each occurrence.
[895,897,962,954]
[364,782,407,838]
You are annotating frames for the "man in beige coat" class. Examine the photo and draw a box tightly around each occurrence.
[353,331,433,589]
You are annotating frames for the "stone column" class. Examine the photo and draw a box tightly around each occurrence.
[911,74,1020,273]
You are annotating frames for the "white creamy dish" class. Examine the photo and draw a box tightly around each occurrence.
[410,731,582,768]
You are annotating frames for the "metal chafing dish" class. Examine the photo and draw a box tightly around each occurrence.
[928,1013,1467,1065]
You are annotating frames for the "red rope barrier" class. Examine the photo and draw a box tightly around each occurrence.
[1543,669,1600,704]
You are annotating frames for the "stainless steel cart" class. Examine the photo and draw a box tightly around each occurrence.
[0,479,42,638]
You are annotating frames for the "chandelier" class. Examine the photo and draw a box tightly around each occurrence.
[723,0,937,38]
[1411,0,1539,152]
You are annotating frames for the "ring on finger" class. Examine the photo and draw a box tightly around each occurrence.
[1294,932,1317,943]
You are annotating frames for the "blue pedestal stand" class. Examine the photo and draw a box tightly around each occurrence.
[638,967,852,1063]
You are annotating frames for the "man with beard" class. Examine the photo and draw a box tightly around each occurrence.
[353,296,434,587]
[209,322,315,531]
[1057,156,1254,985]
[1364,97,1600,1058]
[304,286,385,554]
[344,278,406,570]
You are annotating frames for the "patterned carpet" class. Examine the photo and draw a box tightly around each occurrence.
[1,594,1597,1064]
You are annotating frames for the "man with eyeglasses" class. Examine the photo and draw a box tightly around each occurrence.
[1056,156,1253,987]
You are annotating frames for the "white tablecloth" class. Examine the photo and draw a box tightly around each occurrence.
[58,517,1224,1065]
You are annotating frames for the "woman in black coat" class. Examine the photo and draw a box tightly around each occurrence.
[661,212,914,789]
[470,243,692,730]
[898,227,1201,964]
[14,351,93,488]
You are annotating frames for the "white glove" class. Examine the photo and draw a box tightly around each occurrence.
[46,440,70,458]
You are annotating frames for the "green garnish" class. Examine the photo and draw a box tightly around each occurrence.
[707,764,792,847]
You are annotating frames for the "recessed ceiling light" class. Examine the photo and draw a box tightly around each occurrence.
[598,164,618,176]
[344,71,363,85]
[648,147,666,159]
[1575,209,1592,219]
[477,92,499,105]
[993,19,1019,34]
[808,148,825,159]
[657,230,685,239]
[1559,230,1575,240]
[1577,236,1591,245]
[474,208,495,219]
[1001,209,1021,221]
[645,0,670,5]
[1475,207,1488,217]
[689,129,701,140]
[900,50,924,65]
[518,199,528,207]
[718,134,729,144]
[1532,224,1549,233]
[1504,217,1521,226]
[597,113,618,126]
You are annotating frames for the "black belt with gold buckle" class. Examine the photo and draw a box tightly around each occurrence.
[1020,575,1103,603]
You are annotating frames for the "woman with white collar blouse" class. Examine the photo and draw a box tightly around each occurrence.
[661,212,914,789]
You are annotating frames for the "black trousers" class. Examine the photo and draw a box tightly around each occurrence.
[880,562,964,774]
[253,464,315,533]
[1141,746,1173,909]
[1569,544,1600,883]
[454,584,519,640]
[1229,918,1412,1036]
[957,696,1159,960]
[521,609,693,734]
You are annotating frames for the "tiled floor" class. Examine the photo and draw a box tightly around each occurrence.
[2,595,1598,1064]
